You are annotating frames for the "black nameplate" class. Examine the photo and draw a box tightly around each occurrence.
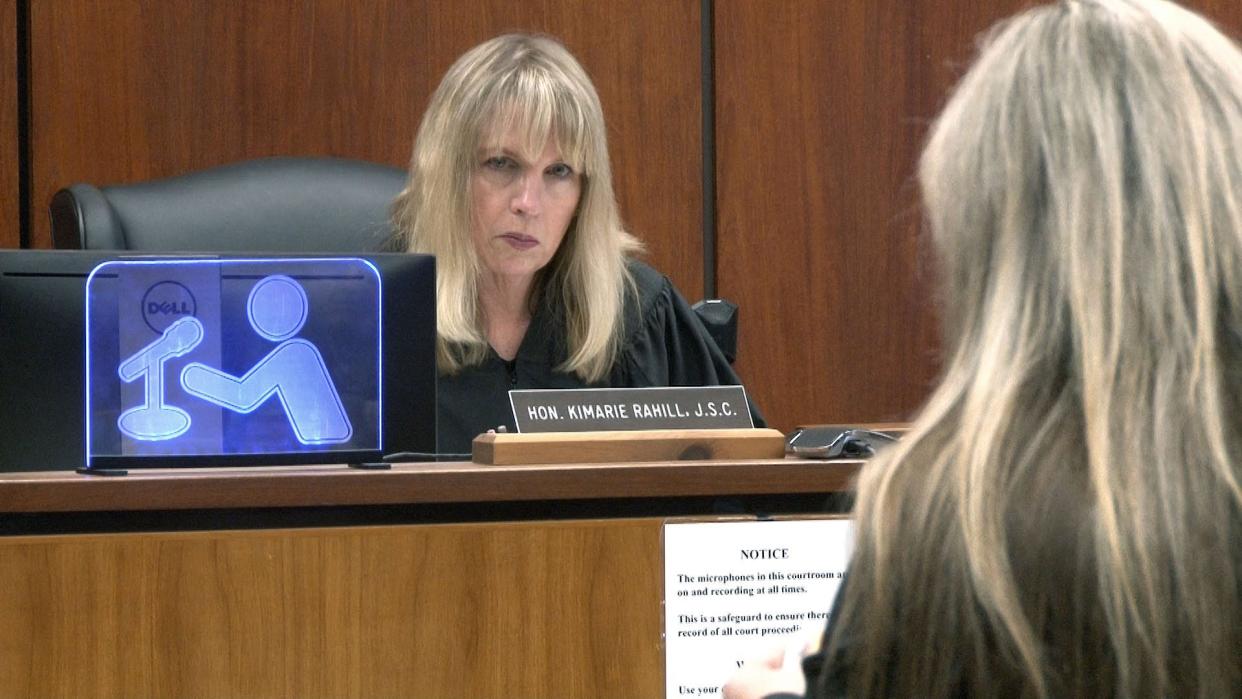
[509,386,754,433]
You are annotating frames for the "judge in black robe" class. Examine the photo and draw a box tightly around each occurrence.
[437,260,764,453]
[390,34,765,457]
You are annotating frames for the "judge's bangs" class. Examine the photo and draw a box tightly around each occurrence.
[476,61,593,174]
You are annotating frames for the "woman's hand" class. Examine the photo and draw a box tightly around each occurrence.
[721,641,808,699]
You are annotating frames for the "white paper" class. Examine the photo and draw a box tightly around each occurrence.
[663,519,854,699]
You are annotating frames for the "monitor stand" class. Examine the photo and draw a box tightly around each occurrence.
[75,467,129,476]
[347,461,392,470]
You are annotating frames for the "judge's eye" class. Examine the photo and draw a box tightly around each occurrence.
[546,163,575,179]
[482,156,518,171]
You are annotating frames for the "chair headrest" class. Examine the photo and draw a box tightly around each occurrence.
[52,156,408,253]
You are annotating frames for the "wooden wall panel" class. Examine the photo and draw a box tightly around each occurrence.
[716,0,1012,431]
[1196,0,1242,28]
[27,0,703,298]
[715,0,1242,432]
[0,0,17,248]
[0,518,664,698]
[24,0,1242,431]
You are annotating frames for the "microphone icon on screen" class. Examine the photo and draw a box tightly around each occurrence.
[116,316,205,441]
[114,275,351,445]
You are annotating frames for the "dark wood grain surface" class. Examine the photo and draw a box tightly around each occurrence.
[1195,0,1242,28]
[13,0,1242,438]
[0,0,17,248]
[27,0,704,300]
[0,457,860,513]
[710,0,1242,431]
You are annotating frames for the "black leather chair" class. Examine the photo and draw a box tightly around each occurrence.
[50,156,406,252]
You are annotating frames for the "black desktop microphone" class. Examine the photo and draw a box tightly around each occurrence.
[691,299,739,364]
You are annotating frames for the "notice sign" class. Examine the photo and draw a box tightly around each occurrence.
[510,386,753,433]
[663,519,854,699]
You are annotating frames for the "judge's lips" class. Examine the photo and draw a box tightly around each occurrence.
[499,233,538,249]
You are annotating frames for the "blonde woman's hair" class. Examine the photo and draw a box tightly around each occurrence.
[392,33,642,380]
[828,1,1242,696]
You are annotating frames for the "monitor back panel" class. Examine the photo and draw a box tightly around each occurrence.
[0,252,436,471]
[0,252,99,470]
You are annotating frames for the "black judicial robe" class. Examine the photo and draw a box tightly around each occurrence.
[435,260,765,454]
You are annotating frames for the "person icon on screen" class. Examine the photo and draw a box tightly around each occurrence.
[180,274,353,445]
[116,316,205,441]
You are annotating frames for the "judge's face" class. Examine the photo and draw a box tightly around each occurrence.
[470,123,581,286]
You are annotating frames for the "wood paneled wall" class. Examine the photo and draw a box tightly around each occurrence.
[0,518,664,698]
[2,0,1241,429]
[715,0,1242,430]
[25,0,704,297]
[0,0,16,249]
[714,1,1032,430]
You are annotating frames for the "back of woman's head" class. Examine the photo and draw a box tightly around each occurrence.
[834,1,1242,696]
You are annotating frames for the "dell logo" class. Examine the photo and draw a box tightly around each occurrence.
[141,281,198,334]
[148,301,193,315]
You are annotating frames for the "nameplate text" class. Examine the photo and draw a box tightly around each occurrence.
[510,386,753,433]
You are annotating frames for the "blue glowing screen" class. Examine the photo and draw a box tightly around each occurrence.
[86,258,381,465]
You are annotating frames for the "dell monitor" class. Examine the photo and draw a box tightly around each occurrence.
[0,251,435,471]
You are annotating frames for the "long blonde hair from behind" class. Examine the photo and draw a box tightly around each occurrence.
[829,1,1242,696]
[392,34,642,381]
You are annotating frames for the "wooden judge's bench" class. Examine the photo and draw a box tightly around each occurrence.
[0,452,860,698]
